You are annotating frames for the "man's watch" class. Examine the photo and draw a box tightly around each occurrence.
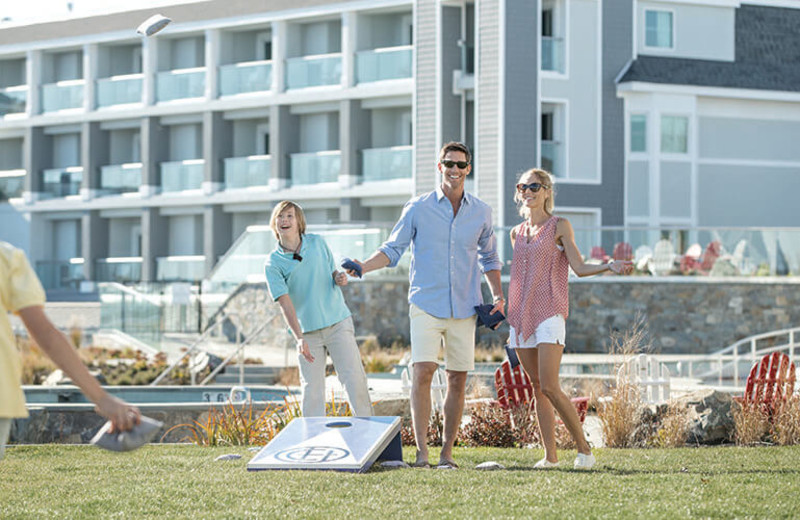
[492,296,505,304]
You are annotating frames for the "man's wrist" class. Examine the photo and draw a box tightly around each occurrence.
[492,295,505,304]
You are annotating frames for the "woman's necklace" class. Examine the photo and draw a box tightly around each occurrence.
[280,237,303,262]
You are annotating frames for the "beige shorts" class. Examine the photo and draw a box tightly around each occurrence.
[509,315,566,349]
[409,304,475,372]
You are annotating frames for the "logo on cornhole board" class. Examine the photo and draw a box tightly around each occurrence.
[248,416,402,473]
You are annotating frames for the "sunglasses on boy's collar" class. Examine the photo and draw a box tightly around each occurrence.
[516,182,549,193]
[440,159,470,169]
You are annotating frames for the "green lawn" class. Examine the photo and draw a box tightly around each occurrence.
[2,445,800,519]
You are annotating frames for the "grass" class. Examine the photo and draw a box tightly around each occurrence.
[2,445,800,519]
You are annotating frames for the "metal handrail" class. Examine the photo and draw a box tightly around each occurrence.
[199,319,271,385]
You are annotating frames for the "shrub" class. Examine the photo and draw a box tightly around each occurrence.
[400,410,445,447]
[771,396,800,446]
[460,403,516,448]
[733,401,770,446]
[651,404,690,448]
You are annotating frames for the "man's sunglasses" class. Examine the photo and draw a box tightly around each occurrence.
[440,160,470,169]
[516,182,548,193]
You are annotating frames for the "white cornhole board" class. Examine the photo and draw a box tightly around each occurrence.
[248,416,402,473]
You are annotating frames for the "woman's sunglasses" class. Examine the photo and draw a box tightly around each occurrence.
[440,160,470,169]
[516,182,548,193]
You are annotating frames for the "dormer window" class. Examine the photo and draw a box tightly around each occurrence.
[645,10,673,49]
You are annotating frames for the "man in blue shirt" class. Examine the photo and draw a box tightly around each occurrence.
[348,142,504,468]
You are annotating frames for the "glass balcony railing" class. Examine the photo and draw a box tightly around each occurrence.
[362,146,412,182]
[42,80,85,112]
[36,258,84,290]
[355,46,412,83]
[0,169,25,200]
[541,141,562,178]
[95,257,142,283]
[286,54,342,89]
[96,74,143,107]
[161,160,204,193]
[156,67,205,102]
[156,255,206,282]
[541,36,565,73]
[224,155,271,189]
[42,167,82,198]
[100,163,142,194]
[219,60,272,96]
[290,151,340,186]
[0,85,27,116]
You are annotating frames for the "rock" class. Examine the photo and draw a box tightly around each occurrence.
[673,389,739,444]
[379,460,409,469]
[215,454,242,461]
[372,398,410,418]
[475,461,505,471]
[248,446,261,452]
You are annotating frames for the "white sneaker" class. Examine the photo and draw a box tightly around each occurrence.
[573,452,596,470]
[533,458,560,469]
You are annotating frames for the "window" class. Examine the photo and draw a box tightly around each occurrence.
[630,114,647,153]
[645,10,673,49]
[542,9,554,38]
[660,116,688,154]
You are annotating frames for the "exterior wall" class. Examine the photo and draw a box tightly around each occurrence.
[414,0,437,195]
[637,1,735,61]
[475,0,501,222]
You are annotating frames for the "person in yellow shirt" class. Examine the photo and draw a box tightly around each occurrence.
[0,241,141,460]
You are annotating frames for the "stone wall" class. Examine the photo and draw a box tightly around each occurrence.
[227,277,800,355]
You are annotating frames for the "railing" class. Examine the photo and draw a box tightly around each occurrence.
[96,74,143,107]
[362,146,412,182]
[224,155,271,189]
[290,151,340,185]
[285,53,342,89]
[35,258,84,290]
[219,60,272,96]
[42,167,82,198]
[355,46,412,83]
[41,79,84,111]
[541,36,565,73]
[95,257,142,283]
[156,67,205,101]
[161,159,204,192]
[156,255,206,282]
[541,140,562,178]
[0,169,25,200]
[100,163,142,194]
[0,85,27,116]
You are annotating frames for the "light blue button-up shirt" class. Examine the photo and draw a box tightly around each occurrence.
[378,187,502,319]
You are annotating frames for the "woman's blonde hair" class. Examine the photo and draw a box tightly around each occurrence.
[269,200,307,239]
[514,168,555,218]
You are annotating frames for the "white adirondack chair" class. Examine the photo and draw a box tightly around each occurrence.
[401,364,447,413]
[618,354,671,404]
[651,239,676,276]
[634,245,653,273]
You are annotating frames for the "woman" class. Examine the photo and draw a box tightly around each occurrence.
[264,201,372,417]
[507,169,632,469]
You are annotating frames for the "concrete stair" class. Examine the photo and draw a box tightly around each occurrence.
[212,364,285,385]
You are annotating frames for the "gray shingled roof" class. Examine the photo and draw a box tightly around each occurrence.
[618,5,800,92]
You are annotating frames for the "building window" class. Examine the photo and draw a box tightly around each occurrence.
[540,103,565,178]
[661,116,688,154]
[645,10,673,49]
[630,114,647,153]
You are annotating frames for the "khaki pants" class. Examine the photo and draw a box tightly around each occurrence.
[0,418,11,461]
[299,316,373,417]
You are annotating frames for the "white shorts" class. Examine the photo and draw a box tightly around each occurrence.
[509,315,566,349]
[409,304,476,372]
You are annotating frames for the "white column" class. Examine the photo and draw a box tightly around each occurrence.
[205,28,220,100]
[271,21,286,94]
[142,35,158,105]
[341,11,357,88]
[83,43,98,112]
[26,50,41,117]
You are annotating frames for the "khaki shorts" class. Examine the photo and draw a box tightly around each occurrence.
[409,304,476,372]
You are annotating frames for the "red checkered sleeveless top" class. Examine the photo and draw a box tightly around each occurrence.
[507,216,570,342]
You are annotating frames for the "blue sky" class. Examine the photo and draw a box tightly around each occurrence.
[2,0,191,24]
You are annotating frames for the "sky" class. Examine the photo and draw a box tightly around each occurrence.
[1,0,192,25]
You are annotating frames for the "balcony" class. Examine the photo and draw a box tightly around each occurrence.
[0,86,27,116]
[41,80,84,112]
[0,170,25,200]
[224,155,271,189]
[219,61,272,96]
[36,258,84,290]
[290,151,340,186]
[100,163,142,194]
[156,255,205,282]
[42,167,82,198]
[541,36,565,73]
[95,257,142,283]
[156,67,205,102]
[541,141,562,178]
[96,74,143,107]
[161,159,204,193]
[286,54,342,89]
[362,146,412,182]
[355,46,412,83]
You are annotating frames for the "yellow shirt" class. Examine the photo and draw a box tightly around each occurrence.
[0,242,46,418]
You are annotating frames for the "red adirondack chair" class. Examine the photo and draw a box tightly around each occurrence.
[739,352,796,414]
[494,360,589,423]
[612,242,633,261]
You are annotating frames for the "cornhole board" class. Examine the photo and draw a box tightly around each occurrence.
[247,416,402,473]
